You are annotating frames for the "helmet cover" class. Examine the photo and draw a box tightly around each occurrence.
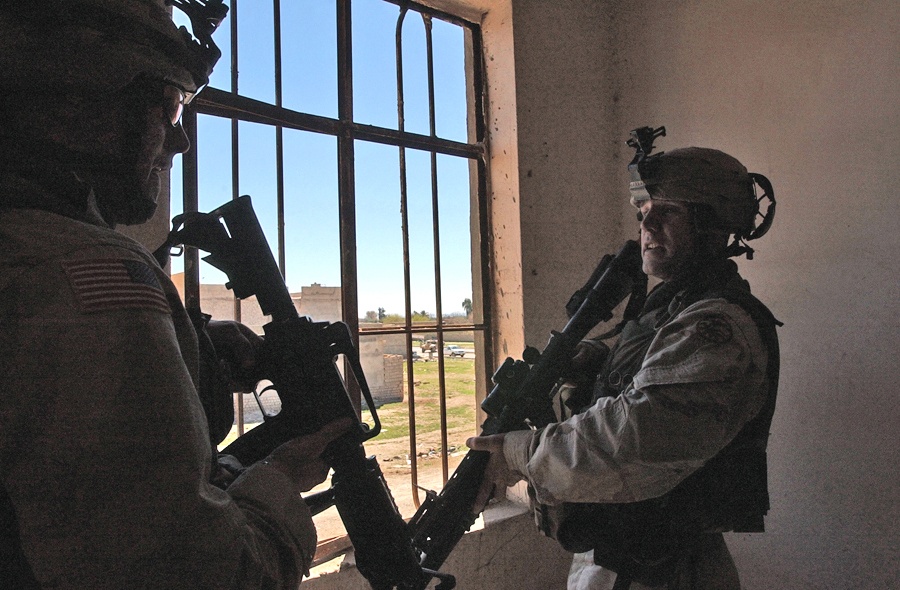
[630,147,757,238]
[0,0,226,100]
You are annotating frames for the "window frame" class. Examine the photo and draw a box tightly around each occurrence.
[177,0,494,556]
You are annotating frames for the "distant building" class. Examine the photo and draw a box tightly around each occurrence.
[296,283,341,322]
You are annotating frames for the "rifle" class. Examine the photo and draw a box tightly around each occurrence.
[157,195,455,590]
[405,240,645,585]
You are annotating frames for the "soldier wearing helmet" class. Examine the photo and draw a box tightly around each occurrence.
[0,0,226,225]
[469,128,780,590]
[0,2,349,588]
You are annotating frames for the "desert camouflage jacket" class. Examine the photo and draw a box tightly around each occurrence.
[0,201,316,589]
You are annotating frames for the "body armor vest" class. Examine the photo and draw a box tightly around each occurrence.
[551,264,781,587]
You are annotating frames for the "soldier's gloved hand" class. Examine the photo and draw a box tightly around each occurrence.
[211,454,247,490]
[554,340,610,416]
[566,340,610,382]
[265,418,355,491]
[466,433,523,513]
[206,320,264,392]
[557,341,609,415]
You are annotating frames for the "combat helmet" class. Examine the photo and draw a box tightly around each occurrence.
[0,1,228,224]
[0,0,227,104]
[626,126,776,258]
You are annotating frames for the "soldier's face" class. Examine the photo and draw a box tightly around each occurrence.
[638,199,697,281]
[92,81,191,226]
[133,94,191,214]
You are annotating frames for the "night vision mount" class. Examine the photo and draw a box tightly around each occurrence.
[627,126,667,167]
[626,126,667,204]
[167,0,229,81]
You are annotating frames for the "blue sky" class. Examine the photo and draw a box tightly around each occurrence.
[171,0,474,318]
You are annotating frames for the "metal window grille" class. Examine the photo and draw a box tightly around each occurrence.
[175,0,491,537]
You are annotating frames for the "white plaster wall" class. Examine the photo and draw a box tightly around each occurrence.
[510,0,900,588]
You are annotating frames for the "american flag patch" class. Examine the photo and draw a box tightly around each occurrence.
[63,258,171,314]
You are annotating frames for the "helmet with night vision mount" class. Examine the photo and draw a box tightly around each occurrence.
[0,1,228,225]
[627,126,776,259]
[0,0,228,100]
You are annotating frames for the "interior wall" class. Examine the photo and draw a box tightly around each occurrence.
[509,0,630,348]
[510,0,900,588]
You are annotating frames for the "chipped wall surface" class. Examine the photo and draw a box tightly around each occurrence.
[510,0,631,349]
[481,0,526,364]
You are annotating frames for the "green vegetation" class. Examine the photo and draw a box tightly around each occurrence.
[219,357,479,463]
[379,311,433,324]
[363,357,477,442]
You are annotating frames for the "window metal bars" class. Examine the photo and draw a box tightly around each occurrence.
[395,8,454,503]
[180,0,491,510]
[395,5,420,501]
[229,0,245,432]
[336,0,361,405]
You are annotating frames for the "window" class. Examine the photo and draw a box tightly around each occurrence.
[170,0,491,560]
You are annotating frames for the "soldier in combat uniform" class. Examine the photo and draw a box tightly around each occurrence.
[0,2,349,588]
[470,132,779,590]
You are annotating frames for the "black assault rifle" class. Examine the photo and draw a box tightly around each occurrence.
[404,239,645,586]
[157,195,454,590]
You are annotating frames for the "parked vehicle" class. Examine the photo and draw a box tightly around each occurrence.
[444,345,466,358]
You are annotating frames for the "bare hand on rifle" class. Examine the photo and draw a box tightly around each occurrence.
[466,433,524,512]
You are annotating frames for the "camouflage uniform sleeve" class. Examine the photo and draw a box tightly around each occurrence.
[0,234,316,590]
[504,299,770,506]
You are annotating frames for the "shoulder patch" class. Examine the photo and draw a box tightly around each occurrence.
[696,314,733,344]
[63,258,171,314]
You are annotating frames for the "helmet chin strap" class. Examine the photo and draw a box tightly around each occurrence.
[7,139,152,227]
[725,237,755,260]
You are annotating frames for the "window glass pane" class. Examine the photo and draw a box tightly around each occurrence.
[352,0,399,130]
[169,157,185,278]
[404,149,437,319]
[236,121,279,255]
[283,130,341,299]
[357,334,414,516]
[354,141,404,319]
[360,339,476,517]
[237,0,276,103]
[197,116,235,211]
[208,15,232,92]
[437,154,474,319]
[195,115,236,289]
[280,0,338,118]
[235,121,280,329]
[432,18,468,142]
[399,13,429,136]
